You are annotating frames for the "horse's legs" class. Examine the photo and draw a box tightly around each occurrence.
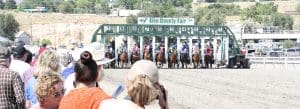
[204,55,208,68]
[209,56,212,68]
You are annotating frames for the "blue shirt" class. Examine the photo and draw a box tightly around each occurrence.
[60,66,74,79]
[25,77,38,107]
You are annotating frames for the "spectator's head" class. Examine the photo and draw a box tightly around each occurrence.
[35,50,61,77]
[126,60,159,107]
[74,51,99,85]
[42,43,47,48]
[60,53,73,68]
[16,41,25,47]
[0,45,11,67]
[24,50,33,64]
[12,45,27,61]
[35,72,64,108]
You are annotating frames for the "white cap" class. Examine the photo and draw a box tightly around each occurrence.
[127,60,159,83]
[72,42,115,65]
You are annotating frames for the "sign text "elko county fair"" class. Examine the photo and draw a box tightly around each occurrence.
[138,17,195,25]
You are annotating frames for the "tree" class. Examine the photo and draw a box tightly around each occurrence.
[241,2,293,30]
[0,0,4,9]
[41,38,52,45]
[4,0,17,9]
[194,6,226,26]
[94,0,110,14]
[282,40,294,48]
[58,1,75,13]
[296,4,300,12]
[0,14,19,40]
[18,0,35,11]
[126,15,138,24]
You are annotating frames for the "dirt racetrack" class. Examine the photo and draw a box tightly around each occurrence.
[100,64,300,109]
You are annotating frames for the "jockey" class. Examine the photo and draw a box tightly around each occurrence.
[192,43,200,55]
[118,43,127,54]
[157,42,164,53]
[205,44,213,56]
[180,41,189,54]
[107,44,114,53]
[130,43,140,55]
[169,43,176,53]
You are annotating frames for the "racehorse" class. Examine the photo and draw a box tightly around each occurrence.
[130,52,140,65]
[192,52,201,69]
[180,53,190,68]
[105,52,115,68]
[204,55,213,68]
[155,50,165,68]
[168,50,178,68]
[143,51,152,61]
[119,52,128,68]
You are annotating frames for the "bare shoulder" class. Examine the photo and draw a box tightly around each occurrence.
[99,99,141,109]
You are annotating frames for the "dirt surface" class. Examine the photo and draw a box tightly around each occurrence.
[100,64,300,109]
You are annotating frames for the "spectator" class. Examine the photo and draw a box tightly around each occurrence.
[59,52,74,79]
[0,45,25,109]
[59,51,111,109]
[31,43,47,66]
[25,50,61,108]
[9,45,31,81]
[24,50,33,65]
[100,60,169,109]
[31,73,64,109]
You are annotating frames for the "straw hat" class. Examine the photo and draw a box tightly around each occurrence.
[72,42,115,65]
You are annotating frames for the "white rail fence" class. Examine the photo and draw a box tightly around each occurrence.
[247,57,300,65]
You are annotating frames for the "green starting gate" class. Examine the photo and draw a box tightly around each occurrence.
[91,24,242,65]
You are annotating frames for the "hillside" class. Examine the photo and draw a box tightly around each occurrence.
[6,11,126,47]
[1,0,300,47]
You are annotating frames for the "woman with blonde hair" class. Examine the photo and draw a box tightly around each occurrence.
[25,50,61,108]
[100,60,169,109]
[31,72,64,109]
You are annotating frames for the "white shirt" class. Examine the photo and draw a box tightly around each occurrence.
[64,73,75,94]
[100,99,141,109]
[9,59,31,81]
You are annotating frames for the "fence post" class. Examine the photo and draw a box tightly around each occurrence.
[284,57,287,68]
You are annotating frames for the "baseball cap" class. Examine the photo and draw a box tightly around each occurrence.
[13,46,27,58]
[127,60,159,83]
[0,46,11,60]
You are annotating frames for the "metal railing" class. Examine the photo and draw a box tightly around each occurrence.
[247,57,300,65]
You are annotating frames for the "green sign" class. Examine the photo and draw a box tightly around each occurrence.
[138,17,194,25]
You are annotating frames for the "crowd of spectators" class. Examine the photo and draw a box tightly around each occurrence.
[0,42,169,109]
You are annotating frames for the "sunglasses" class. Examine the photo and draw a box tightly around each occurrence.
[53,88,66,98]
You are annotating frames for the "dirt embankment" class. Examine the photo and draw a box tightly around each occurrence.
[11,12,126,47]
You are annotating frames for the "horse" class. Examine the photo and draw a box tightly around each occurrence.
[143,48,152,61]
[119,52,128,68]
[155,50,165,68]
[192,52,201,69]
[143,51,152,61]
[105,52,115,68]
[204,55,213,68]
[168,50,178,68]
[180,53,190,68]
[204,49,214,68]
[130,51,140,65]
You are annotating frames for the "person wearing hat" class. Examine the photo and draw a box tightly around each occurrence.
[9,45,31,81]
[130,42,140,55]
[59,51,113,109]
[0,46,25,108]
[100,60,169,109]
